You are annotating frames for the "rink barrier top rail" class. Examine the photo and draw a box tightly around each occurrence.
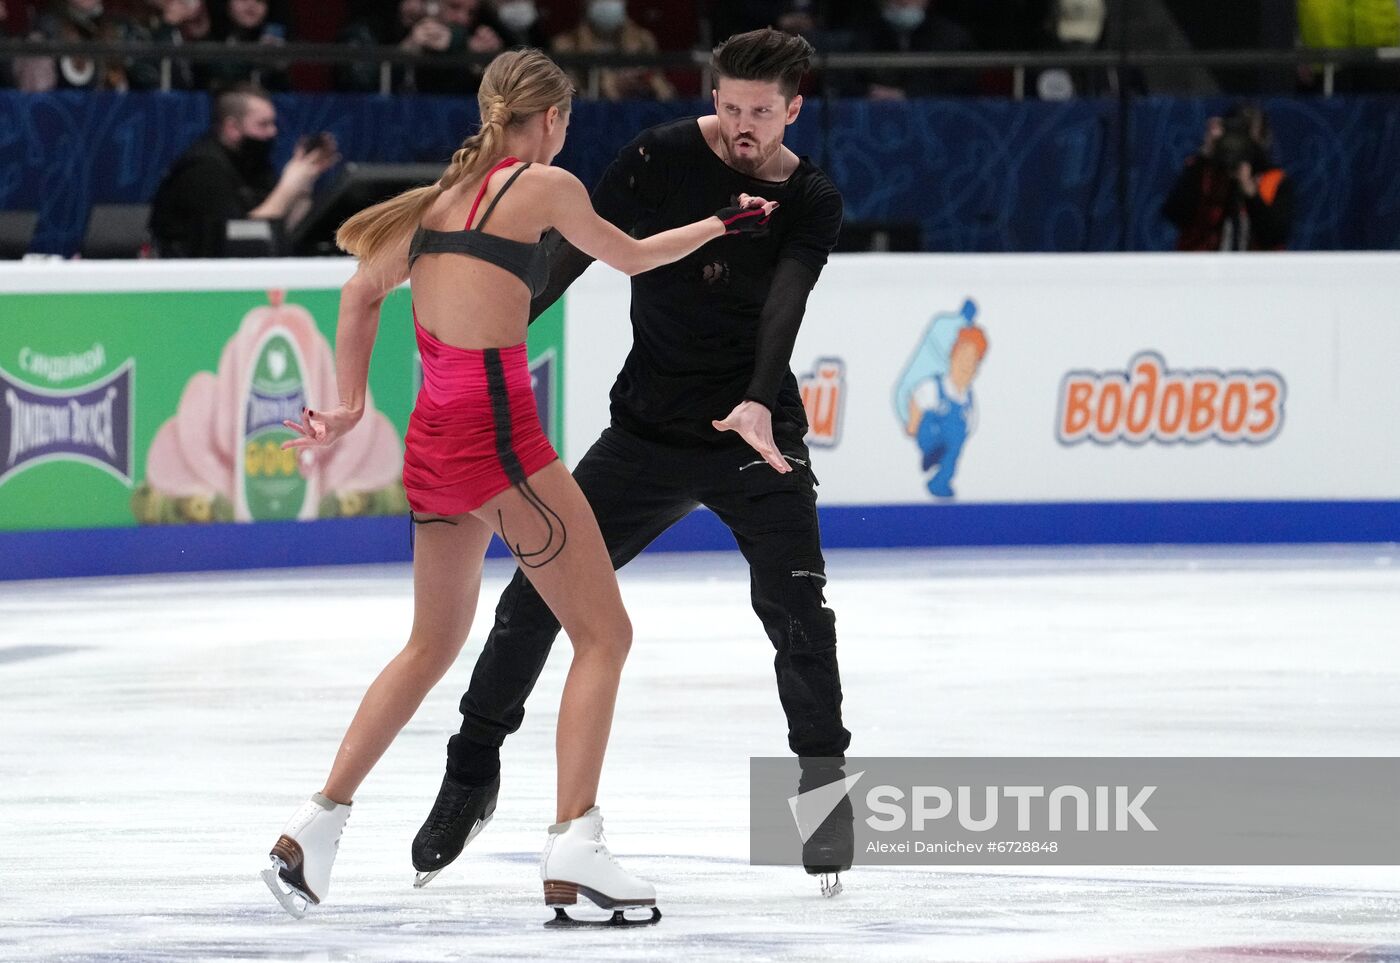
[1,40,1396,97]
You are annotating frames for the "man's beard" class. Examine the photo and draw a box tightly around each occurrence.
[724,132,773,174]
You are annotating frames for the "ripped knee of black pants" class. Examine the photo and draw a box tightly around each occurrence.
[777,560,837,652]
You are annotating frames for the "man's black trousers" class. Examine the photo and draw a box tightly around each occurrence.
[447,423,851,768]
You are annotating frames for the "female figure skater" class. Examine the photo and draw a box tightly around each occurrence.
[260,49,774,926]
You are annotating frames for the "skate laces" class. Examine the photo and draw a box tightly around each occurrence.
[426,781,469,836]
[590,819,622,867]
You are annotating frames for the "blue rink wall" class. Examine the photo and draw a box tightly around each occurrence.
[5,253,1400,581]
[5,91,1400,256]
[4,501,1400,581]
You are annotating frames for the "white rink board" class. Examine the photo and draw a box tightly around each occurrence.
[562,253,1400,505]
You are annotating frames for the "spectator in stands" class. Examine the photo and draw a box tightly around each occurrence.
[1162,104,1294,251]
[709,0,846,59]
[847,0,977,98]
[394,0,513,94]
[553,0,676,101]
[149,84,338,257]
[19,0,149,91]
[709,0,791,39]
[336,0,422,92]
[1298,0,1400,92]
[495,0,553,49]
[144,0,217,90]
[1032,0,1141,99]
[775,0,817,38]
[340,0,505,94]
[210,0,291,91]
[0,1,12,88]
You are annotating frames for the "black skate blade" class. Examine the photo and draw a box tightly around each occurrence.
[545,906,661,929]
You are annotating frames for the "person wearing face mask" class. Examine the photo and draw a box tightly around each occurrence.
[496,0,550,48]
[1031,0,1140,100]
[21,0,149,91]
[148,84,340,258]
[551,0,675,101]
[847,0,977,98]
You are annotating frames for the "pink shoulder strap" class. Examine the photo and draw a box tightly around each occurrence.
[464,156,522,229]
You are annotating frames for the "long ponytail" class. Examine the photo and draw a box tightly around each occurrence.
[334,50,573,275]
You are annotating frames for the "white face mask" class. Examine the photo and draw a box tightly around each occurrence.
[881,5,925,32]
[587,0,626,33]
[497,0,537,31]
[1056,0,1106,45]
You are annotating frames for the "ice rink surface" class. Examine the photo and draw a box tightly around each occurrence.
[1,544,1398,962]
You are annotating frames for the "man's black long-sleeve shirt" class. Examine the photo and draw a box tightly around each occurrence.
[149,135,277,258]
[532,117,843,447]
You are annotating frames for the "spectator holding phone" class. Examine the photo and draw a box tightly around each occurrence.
[211,0,291,90]
[551,0,676,101]
[149,84,339,257]
[138,0,216,91]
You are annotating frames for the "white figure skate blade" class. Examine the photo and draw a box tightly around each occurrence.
[261,864,309,919]
[820,873,843,898]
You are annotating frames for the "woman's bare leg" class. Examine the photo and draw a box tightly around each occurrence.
[321,512,495,804]
[473,461,632,824]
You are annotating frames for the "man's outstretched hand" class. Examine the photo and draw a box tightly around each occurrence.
[712,400,791,473]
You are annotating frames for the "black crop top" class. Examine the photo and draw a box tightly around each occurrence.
[407,160,551,299]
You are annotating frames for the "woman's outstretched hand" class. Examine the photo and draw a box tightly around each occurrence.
[281,403,361,450]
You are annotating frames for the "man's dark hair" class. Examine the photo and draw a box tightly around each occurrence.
[212,83,273,129]
[711,28,814,100]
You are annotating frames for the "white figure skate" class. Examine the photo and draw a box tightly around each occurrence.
[261,793,351,919]
[539,806,660,928]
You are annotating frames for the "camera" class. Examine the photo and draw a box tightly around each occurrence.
[298,131,334,154]
[1213,116,1254,171]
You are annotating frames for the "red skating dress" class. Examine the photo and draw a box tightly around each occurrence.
[401,157,558,516]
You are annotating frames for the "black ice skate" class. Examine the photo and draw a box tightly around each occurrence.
[798,759,855,898]
[410,771,499,887]
[803,792,853,897]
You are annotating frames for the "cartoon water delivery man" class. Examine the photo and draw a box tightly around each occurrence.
[893,298,989,498]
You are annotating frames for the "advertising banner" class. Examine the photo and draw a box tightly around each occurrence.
[0,262,564,534]
[3,253,1397,578]
[565,253,1400,507]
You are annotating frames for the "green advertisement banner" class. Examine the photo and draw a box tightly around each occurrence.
[0,287,564,532]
